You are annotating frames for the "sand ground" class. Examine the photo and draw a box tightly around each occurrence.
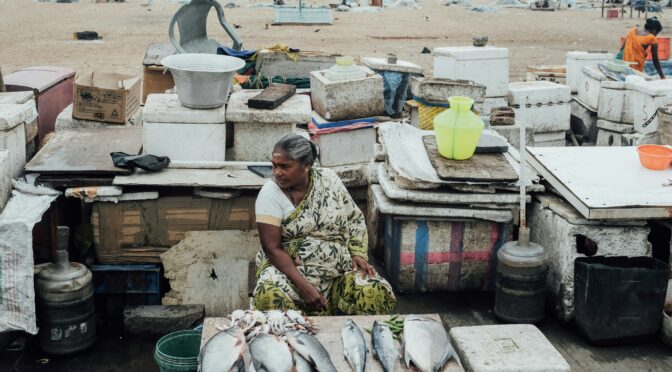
[0,0,657,81]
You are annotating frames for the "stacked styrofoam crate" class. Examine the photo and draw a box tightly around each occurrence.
[142,94,227,165]
[0,101,36,178]
[594,80,637,146]
[566,51,613,95]
[0,92,38,162]
[226,90,312,162]
[577,65,607,112]
[629,79,672,135]
[507,81,571,147]
[432,46,509,114]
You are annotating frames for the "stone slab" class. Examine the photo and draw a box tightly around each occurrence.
[143,94,226,124]
[310,67,385,121]
[226,90,311,124]
[362,57,424,74]
[161,230,260,316]
[0,103,37,131]
[55,104,142,131]
[449,324,570,372]
[124,305,205,335]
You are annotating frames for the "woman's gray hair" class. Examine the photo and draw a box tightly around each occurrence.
[273,133,318,166]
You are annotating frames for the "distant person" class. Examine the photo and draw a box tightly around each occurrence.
[618,17,666,79]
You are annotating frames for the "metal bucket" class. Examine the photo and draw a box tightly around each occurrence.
[161,54,245,109]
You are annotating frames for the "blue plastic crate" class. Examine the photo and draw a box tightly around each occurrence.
[91,264,161,295]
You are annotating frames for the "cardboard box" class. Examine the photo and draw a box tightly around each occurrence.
[73,72,141,124]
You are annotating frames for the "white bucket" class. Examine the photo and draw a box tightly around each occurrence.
[161,54,245,109]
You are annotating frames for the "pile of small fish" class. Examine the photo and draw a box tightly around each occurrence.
[199,312,461,372]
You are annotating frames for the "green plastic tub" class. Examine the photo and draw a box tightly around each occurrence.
[154,330,201,372]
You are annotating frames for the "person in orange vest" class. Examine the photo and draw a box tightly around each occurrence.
[618,17,666,79]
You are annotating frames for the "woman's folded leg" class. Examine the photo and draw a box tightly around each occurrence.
[331,272,397,315]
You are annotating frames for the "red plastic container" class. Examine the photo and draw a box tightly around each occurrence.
[4,66,75,142]
[607,9,619,19]
[620,36,671,61]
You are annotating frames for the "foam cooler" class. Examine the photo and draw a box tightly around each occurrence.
[432,46,509,98]
[629,79,672,134]
[566,51,613,94]
[507,81,571,133]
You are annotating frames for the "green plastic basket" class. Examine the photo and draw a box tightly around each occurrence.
[154,330,202,372]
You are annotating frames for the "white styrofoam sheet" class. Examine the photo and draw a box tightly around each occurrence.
[527,146,672,219]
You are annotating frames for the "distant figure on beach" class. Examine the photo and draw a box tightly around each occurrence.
[619,17,666,79]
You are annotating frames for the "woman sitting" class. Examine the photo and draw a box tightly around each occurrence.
[253,134,396,315]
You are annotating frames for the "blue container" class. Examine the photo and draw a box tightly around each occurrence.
[91,264,161,295]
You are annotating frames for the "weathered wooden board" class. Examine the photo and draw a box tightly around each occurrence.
[527,146,672,220]
[113,168,267,189]
[247,84,296,110]
[423,136,519,182]
[25,128,141,175]
[201,314,463,372]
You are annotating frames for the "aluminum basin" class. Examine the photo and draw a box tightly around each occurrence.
[161,54,245,109]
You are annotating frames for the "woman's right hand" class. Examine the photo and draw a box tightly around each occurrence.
[296,280,326,311]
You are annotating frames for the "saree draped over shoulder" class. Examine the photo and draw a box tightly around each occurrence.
[622,27,658,72]
[253,168,395,315]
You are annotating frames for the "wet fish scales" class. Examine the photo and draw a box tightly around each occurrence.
[403,315,461,372]
[249,334,294,372]
[341,319,368,372]
[286,330,337,372]
[372,321,398,372]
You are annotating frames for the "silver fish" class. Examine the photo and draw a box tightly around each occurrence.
[403,315,461,372]
[372,321,398,372]
[293,350,314,372]
[286,330,337,372]
[199,327,250,372]
[249,334,294,372]
[341,319,368,372]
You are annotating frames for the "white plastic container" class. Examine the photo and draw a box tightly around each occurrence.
[630,79,672,133]
[566,51,613,94]
[507,81,571,133]
[577,65,607,111]
[597,81,633,124]
[432,46,509,98]
[143,122,226,163]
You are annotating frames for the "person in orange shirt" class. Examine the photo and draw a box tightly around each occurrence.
[619,17,665,79]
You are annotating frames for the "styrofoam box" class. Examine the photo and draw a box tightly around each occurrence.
[432,46,509,98]
[597,81,633,124]
[475,96,508,115]
[566,51,613,94]
[0,150,10,211]
[315,126,376,167]
[143,122,226,163]
[630,79,672,133]
[577,65,607,111]
[143,94,225,124]
[535,130,566,143]
[0,122,26,178]
[508,81,571,132]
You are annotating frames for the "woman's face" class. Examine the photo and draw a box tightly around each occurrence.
[272,150,309,189]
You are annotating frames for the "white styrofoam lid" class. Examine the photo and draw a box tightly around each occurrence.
[0,91,35,105]
[581,65,607,81]
[600,80,628,90]
[567,51,614,61]
[0,103,37,131]
[629,79,672,96]
[507,81,571,105]
[433,46,509,60]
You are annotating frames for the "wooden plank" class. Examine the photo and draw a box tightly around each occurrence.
[26,128,142,175]
[201,314,463,372]
[247,84,296,110]
[527,146,672,220]
[423,136,519,182]
[113,168,267,189]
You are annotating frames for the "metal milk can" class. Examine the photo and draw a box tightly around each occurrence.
[35,226,96,355]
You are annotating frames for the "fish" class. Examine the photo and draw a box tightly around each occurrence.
[341,319,368,372]
[372,321,398,372]
[403,315,461,372]
[293,350,314,372]
[199,327,250,372]
[286,330,337,372]
[249,333,294,372]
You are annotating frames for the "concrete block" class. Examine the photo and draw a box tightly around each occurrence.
[227,90,311,124]
[232,122,296,161]
[143,122,226,163]
[570,99,598,143]
[566,51,613,94]
[124,305,205,335]
[475,96,508,116]
[433,46,509,98]
[528,196,650,321]
[0,91,34,105]
[0,150,11,211]
[0,122,26,178]
[0,103,37,131]
[508,81,571,133]
[143,94,225,124]
[329,162,369,188]
[255,50,338,79]
[161,230,260,316]
[410,77,485,104]
[450,324,571,372]
[56,104,142,131]
[310,67,384,121]
[492,123,534,149]
[598,80,633,124]
[315,126,376,167]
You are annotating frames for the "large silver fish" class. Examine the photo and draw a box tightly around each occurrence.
[403,315,461,372]
[293,350,314,372]
[199,327,250,372]
[249,333,294,372]
[372,321,398,372]
[286,330,337,372]
[341,319,368,372]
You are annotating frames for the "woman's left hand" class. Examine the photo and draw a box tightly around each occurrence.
[352,256,376,278]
